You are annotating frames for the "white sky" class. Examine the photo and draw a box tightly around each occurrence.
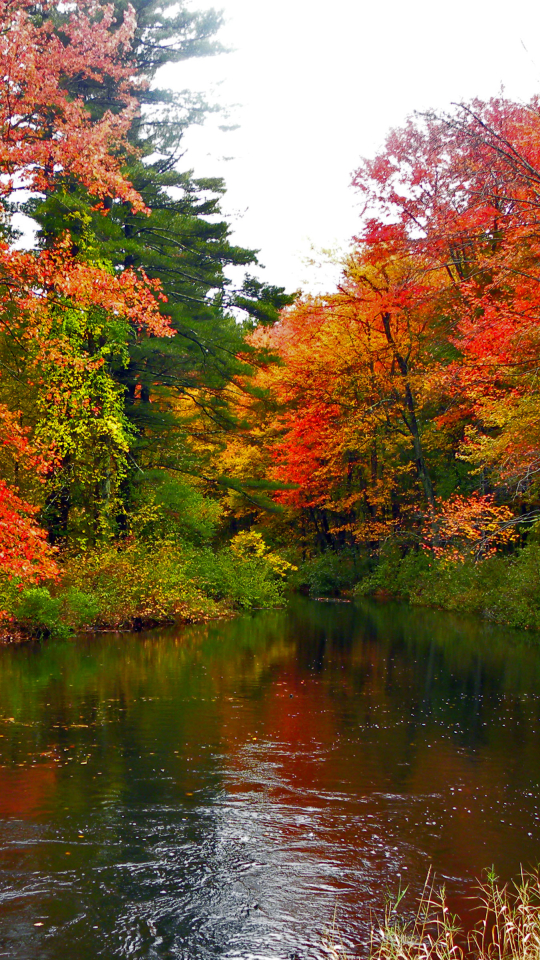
[168,0,540,294]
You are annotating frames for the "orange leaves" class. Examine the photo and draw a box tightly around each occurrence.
[0,239,172,345]
[0,403,32,463]
[422,494,519,562]
[37,241,171,339]
[0,480,57,582]
[247,267,436,538]
[0,404,56,581]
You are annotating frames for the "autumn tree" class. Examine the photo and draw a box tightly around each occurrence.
[246,252,450,551]
[23,0,293,531]
[0,0,175,553]
[233,96,540,562]
[352,97,540,508]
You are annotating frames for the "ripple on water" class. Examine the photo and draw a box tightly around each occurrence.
[1,599,540,957]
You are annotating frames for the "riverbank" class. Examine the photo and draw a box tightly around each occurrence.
[0,532,293,641]
[6,538,540,642]
[356,544,540,632]
[290,545,540,633]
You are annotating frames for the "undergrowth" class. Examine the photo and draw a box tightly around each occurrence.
[356,544,540,631]
[370,868,540,960]
[0,531,295,639]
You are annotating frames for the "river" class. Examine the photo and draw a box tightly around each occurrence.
[0,597,539,958]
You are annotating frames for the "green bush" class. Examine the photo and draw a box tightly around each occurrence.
[130,471,221,544]
[292,551,366,596]
[357,543,540,631]
[481,546,540,629]
[184,532,292,610]
[14,587,67,639]
[61,588,100,629]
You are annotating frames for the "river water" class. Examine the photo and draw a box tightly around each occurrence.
[0,597,540,959]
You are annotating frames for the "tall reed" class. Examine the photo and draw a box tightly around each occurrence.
[324,868,540,960]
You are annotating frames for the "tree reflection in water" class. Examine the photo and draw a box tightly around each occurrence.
[0,598,539,958]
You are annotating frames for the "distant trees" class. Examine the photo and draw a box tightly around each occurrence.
[233,97,540,560]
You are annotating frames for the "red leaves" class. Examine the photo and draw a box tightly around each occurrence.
[0,238,172,345]
[0,0,174,584]
[272,403,343,509]
[0,480,57,582]
[0,0,145,210]
[350,98,540,496]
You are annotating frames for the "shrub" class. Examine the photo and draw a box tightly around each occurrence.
[62,541,222,627]
[14,587,66,639]
[130,471,221,544]
[61,588,100,630]
[294,551,367,596]
[184,532,295,610]
[357,543,540,631]
[60,532,296,627]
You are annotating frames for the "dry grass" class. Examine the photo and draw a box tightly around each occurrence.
[470,869,540,960]
[322,904,353,959]
[328,868,540,960]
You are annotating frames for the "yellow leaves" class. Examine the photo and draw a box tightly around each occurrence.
[229,531,297,578]
[229,531,268,559]
[265,554,298,577]
[128,495,165,539]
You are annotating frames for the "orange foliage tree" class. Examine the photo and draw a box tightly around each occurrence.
[353,98,540,501]
[246,266,441,549]
[240,97,540,558]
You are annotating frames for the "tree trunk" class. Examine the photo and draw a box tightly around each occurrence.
[381,312,436,510]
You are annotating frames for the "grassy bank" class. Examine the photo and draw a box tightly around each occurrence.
[0,531,295,641]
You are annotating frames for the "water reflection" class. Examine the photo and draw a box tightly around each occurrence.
[0,599,539,958]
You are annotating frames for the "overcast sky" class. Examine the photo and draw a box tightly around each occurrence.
[165,0,540,294]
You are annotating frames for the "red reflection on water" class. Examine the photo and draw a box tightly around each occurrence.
[0,765,57,818]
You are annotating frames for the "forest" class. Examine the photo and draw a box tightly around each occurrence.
[3,0,540,637]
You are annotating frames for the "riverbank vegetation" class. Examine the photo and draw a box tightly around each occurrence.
[4,0,540,636]
[328,869,540,960]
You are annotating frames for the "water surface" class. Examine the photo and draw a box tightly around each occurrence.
[0,598,540,958]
